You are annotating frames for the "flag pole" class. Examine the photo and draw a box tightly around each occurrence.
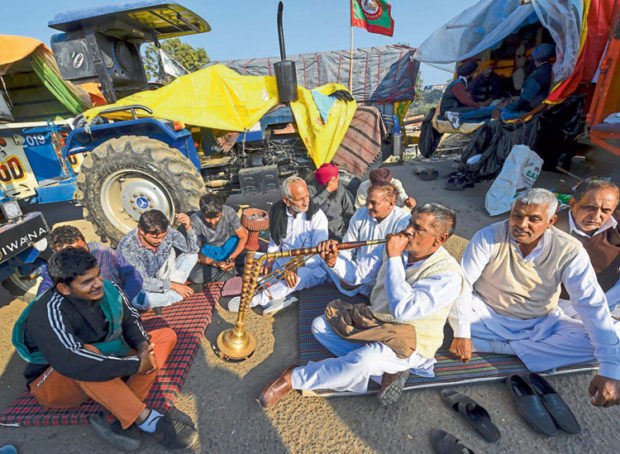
[349,0,354,92]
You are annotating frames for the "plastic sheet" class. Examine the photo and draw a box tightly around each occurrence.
[414,0,583,83]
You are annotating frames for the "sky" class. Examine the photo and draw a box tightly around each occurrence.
[3,0,479,86]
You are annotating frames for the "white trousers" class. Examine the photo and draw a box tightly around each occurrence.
[469,293,616,372]
[251,264,327,308]
[323,264,370,297]
[291,315,436,394]
[146,251,198,308]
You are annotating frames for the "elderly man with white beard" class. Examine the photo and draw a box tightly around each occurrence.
[228,176,328,315]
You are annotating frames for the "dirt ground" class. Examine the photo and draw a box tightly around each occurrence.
[1,145,619,453]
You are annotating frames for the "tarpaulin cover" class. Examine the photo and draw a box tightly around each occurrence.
[414,0,583,83]
[547,0,615,103]
[83,64,357,167]
[0,35,92,117]
[211,45,417,104]
[0,35,45,68]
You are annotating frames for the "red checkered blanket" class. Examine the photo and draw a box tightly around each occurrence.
[0,284,220,427]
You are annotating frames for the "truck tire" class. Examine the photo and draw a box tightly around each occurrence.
[76,136,204,245]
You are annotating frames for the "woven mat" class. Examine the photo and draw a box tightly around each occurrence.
[0,283,220,427]
[299,284,598,396]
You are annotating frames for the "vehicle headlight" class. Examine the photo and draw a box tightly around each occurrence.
[1,200,22,220]
[33,238,48,252]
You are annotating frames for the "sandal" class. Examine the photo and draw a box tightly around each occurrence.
[417,168,439,181]
[444,175,474,191]
[440,389,501,442]
[430,429,475,454]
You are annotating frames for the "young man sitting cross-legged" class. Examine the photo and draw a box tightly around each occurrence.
[13,248,198,451]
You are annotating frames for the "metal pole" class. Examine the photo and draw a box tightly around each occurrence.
[349,1,354,92]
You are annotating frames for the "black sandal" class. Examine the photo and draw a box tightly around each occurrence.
[430,429,475,454]
[440,389,501,442]
[418,168,439,181]
[444,175,474,191]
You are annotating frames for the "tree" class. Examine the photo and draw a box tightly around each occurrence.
[414,70,424,98]
[425,89,443,104]
[143,38,210,83]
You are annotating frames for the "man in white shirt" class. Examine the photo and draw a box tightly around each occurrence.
[228,176,328,315]
[319,184,410,297]
[450,188,620,407]
[355,167,416,210]
[554,180,619,316]
[258,204,463,407]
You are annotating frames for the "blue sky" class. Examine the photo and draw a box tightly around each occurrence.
[4,0,478,85]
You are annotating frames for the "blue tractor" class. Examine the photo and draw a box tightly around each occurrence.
[0,1,413,265]
[47,2,212,245]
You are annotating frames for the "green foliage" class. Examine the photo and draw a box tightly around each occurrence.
[423,89,443,105]
[143,38,210,82]
[414,71,423,98]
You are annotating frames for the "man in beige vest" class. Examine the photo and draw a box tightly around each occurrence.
[450,188,620,407]
[259,204,463,407]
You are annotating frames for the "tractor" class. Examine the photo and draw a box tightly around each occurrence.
[47,1,418,245]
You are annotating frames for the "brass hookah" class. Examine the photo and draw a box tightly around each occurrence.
[217,207,386,361]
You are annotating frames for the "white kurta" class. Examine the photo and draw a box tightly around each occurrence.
[451,225,620,380]
[326,206,410,296]
[292,250,462,393]
[559,211,619,316]
[251,208,329,307]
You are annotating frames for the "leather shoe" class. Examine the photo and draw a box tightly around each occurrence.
[377,370,409,406]
[259,366,295,408]
[507,375,557,436]
[529,373,581,434]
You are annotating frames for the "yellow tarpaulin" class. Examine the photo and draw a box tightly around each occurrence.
[83,64,356,167]
[290,83,357,167]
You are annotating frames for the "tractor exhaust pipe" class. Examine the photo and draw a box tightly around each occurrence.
[273,1,298,103]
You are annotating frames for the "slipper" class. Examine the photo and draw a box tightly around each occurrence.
[440,389,501,442]
[429,429,475,454]
[507,375,557,437]
[529,373,581,434]
[418,168,439,181]
[445,175,474,191]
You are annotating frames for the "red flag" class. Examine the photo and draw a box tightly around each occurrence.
[351,0,394,37]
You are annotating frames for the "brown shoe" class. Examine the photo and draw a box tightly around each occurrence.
[259,366,295,408]
[377,370,410,406]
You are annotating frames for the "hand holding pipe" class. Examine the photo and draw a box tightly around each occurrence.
[216,237,386,361]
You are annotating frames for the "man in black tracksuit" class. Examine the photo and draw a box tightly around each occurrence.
[14,248,198,451]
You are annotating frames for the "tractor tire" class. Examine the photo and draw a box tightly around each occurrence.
[2,270,41,303]
[76,136,204,245]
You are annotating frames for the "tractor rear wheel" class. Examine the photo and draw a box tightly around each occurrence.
[76,136,204,245]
